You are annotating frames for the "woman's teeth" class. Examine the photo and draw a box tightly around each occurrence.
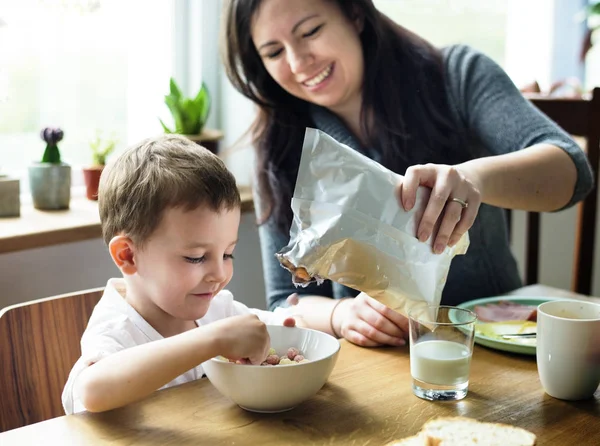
[303,64,332,87]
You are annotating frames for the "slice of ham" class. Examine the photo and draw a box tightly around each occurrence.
[474,301,538,322]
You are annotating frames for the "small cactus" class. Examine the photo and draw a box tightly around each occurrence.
[40,127,64,164]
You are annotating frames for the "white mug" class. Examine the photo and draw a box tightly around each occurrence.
[536,300,600,401]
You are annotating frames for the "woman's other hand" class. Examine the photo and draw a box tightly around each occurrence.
[281,293,308,328]
[396,164,482,254]
[332,293,408,347]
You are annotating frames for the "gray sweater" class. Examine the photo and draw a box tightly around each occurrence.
[257,45,594,310]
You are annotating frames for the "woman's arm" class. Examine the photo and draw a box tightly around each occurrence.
[458,143,576,212]
[450,44,592,208]
[399,45,593,251]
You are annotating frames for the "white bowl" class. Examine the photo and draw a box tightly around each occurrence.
[202,325,340,413]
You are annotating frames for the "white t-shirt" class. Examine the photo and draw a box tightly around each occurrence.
[61,278,288,415]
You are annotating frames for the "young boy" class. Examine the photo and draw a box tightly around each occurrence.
[62,135,302,414]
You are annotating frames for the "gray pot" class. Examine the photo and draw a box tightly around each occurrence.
[29,163,71,210]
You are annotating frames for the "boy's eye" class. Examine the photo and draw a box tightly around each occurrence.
[184,254,234,264]
[302,24,322,38]
[184,256,206,264]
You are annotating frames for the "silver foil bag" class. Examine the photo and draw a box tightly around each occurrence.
[276,128,469,318]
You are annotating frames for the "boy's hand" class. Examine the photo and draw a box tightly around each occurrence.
[211,314,270,364]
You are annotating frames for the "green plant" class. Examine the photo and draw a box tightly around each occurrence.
[159,78,211,135]
[40,127,64,163]
[581,2,600,61]
[90,131,118,166]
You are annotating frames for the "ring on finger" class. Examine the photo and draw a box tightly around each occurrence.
[449,197,468,209]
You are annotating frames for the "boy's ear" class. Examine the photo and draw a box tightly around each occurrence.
[108,235,137,275]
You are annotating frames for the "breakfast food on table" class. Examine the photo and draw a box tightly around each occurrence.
[474,300,538,322]
[472,301,540,347]
[217,347,310,366]
[387,416,536,445]
[476,320,537,346]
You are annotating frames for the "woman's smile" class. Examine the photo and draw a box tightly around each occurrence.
[302,63,334,89]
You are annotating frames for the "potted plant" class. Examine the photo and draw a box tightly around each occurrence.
[83,131,117,201]
[29,127,71,210]
[581,2,600,62]
[0,169,20,217]
[159,77,223,154]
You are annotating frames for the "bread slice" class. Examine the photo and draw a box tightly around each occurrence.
[422,417,536,445]
[387,432,431,446]
[387,417,536,446]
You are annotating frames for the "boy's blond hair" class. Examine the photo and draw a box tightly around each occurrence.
[99,134,241,246]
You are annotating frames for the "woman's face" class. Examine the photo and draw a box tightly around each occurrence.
[251,0,364,116]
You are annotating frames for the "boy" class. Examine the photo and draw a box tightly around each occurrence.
[62,135,301,414]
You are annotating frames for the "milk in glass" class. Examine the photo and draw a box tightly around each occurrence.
[410,340,472,385]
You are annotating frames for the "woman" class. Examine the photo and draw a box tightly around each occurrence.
[221,0,593,347]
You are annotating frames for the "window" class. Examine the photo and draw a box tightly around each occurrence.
[0,0,173,184]
[373,0,508,65]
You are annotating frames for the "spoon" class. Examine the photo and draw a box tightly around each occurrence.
[501,332,537,339]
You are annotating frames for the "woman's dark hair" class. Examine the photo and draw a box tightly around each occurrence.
[221,0,459,233]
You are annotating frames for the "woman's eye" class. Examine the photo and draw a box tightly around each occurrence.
[266,48,283,59]
[303,25,322,38]
[184,256,206,264]
[224,254,235,260]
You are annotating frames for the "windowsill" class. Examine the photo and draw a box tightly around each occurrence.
[0,186,254,254]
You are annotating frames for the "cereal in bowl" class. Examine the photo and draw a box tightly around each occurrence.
[217,347,310,366]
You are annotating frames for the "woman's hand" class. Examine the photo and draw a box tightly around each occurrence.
[281,293,308,328]
[333,293,408,347]
[396,163,482,254]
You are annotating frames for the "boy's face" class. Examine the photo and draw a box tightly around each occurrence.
[130,205,240,323]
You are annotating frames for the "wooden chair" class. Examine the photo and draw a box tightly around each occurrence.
[515,88,600,294]
[0,288,103,432]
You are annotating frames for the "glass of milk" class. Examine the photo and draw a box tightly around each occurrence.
[408,305,477,401]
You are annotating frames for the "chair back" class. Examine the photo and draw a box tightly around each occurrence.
[0,288,103,432]
[519,88,600,294]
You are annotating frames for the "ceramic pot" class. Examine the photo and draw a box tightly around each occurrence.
[0,175,20,217]
[184,128,224,154]
[83,166,104,201]
[28,163,71,210]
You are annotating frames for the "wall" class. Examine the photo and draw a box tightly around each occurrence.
[0,212,267,310]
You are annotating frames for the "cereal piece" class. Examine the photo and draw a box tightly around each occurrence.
[279,358,294,365]
[294,355,305,362]
[268,347,277,356]
[265,354,280,365]
[287,347,300,360]
[298,359,309,363]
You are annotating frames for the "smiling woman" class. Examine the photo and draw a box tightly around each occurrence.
[221,0,593,349]
[251,0,364,126]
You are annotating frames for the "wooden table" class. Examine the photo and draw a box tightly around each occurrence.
[1,285,599,445]
[0,188,254,254]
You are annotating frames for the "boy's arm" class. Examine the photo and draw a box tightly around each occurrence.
[75,314,269,413]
